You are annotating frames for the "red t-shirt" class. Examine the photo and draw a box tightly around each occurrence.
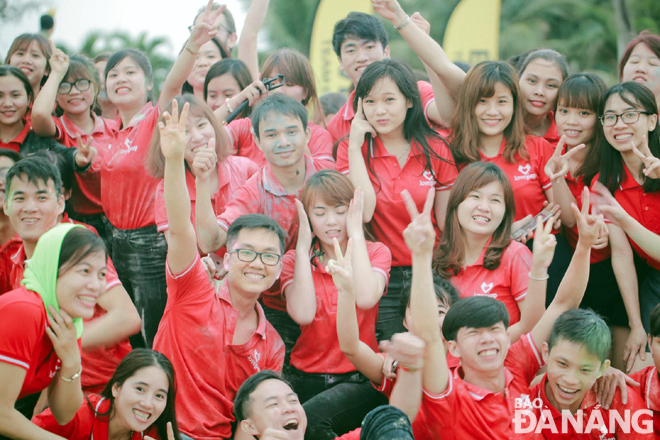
[0,234,21,294]
[0,287,67,399]
[527,373,651,439]
[216,155,323,311]
[33,394,159,439]
[227,118,336,169]
[280,241,391,373]
[629,366,660,437]
[152,255,285,440]
[0,120,31,152]
[450,240,532,325]
[101,102,161,229]
[327,81,436,144]
[543,112,560,146]
[412,332,544,440]
[336,135,457,267]
[53,113,119,216]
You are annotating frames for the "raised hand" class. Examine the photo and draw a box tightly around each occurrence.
[74,134,98,169]
[45,306,81,371]
[295,199,313,252]
[327,237,354,293]
[349,98,377,149]
[401,187,436,256]
[573,186,606,249]
[544,135,586,182]
[410,12,430,35]
[591,181,631,228]
[371,0,407,24]
[594,367,640,409]
[531,212,558,270]
[346,187,365,240]
[158,99,189,160]
[188,0,226,50]
[631,135,660,179]
[192,137,218,181]
[379,332,426,371]
[49,49,70,80]
[146,422,175,440]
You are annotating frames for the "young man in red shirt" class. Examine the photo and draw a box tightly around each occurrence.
[153,100,286,439]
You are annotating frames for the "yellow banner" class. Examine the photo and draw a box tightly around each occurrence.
[309,0,373,95]
[443,0,501,64]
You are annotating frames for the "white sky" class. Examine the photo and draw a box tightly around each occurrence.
[1,0,247,59]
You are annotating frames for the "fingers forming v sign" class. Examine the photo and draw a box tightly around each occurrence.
[631,135,660,179]
[190,0,226,46]
[75,134,98,168]
[158,99,189,160]
[146,421,175,440]
[544,135,585,182]
[531,210,558,270]
[327,237,354,293]
[572,186,606,248]
[401,187,435,255]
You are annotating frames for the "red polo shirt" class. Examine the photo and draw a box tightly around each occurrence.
[450,240,532,325]
[0,120,31,152]
[0,234,21,294]
[227,118,336,169]
[216,155,322,311]
[100,102,161,229]
[543,112,560,146]
[373,353,460,399]
[152,254,284,440]
[327,81,436,144]
[630,366,660,437]
[33,394,159,439]
[412,332,544,440]
[336,135,457,267]
[53,113,119,216]
[610,165,660,271]
[280,241,391,373]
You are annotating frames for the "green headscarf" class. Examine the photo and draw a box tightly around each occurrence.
[22,223,86,338]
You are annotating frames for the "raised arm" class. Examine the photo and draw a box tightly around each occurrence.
[192,141,227,254]
[81,285,141,348]
[31,49,68,137]
[543,137,584,228]
[161,100,198,273]
[237,0,270,80]
[347,98,378,222]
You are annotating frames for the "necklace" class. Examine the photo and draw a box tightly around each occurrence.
[396,144,411,161]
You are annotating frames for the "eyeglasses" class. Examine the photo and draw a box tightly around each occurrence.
[599,110,651,127]
[230,249,281,266]
[58,79,91,94]
[188,23,230,33]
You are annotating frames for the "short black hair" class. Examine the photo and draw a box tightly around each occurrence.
[319,92,348,116]
[442,296,510,342]
[0,149,21,164]
[398,275,459,321]
[30,149,73,195]
[226,214,288,255]
[40,14,54,31]
[234,370,293,422]
[650,303,660,339]
[5,156,63,199]
[250,94,308,141]
[547,309,611,363]
[332,12,389,57]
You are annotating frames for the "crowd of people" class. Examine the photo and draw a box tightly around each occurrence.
[1,0,660,438]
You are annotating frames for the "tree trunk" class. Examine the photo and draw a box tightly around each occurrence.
[612,0,636,61]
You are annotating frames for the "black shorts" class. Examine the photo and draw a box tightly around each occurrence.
[579,258,629,327]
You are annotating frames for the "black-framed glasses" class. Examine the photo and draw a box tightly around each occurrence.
[230,249,281,266]
[58,79,91,94]
[599,110,651,127]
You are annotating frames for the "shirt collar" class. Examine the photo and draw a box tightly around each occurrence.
[120,102,154,130]
[61,112,109,138]
[645,367,660,411]
[3,121,31,146]
[453,365,514,401]
[10,243,26,266]
[619,162,642,191]
[343,90,356,121]
[217,282,268,340]
[263,155,316,196]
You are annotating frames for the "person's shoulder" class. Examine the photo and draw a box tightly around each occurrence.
[0,287,44,313]
[503,240,533,259]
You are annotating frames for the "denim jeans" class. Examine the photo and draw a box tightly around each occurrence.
[288,369,389,440]
[71,212,111,254]
[108,224,168,348]
[360,405,414,440]
[376,266,410,343]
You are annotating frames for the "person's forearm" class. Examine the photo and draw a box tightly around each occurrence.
[337,286,361,356]
[80,287,141,349]
[0,409,66,440]
[610,227,643,329]
[510,263,548,342]
[410,252,441,343]
[160,40,199,105]
[424,64,456,128]
[347,144,376,222]
[351,237,383,309]
[48,370,83,425]
[554,242,590,309]
[237,0,270,80]
[622,218,660,262]
[389,368,423,422]
[285,252,317,325]
[31,75,59,137]
[195,177,226,253]
[164,158,192,237]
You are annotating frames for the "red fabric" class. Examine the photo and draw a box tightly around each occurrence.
[336,135,457,267]
[280,241,391,373]
[0,121,30,152]
[216,155,323,311]
[450,240,532,325]
[100,102,161,229]
[337,428,361,439]
[53,113,118,215]
[629,366,660,437]
[543,111,561,146]
[0,234,21,294]
[33,394,159,439]
[152,255,284,440]
[412,333,544,440]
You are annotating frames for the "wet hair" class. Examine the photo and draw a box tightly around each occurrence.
[5,33,52,87]
[203,59,252,116]
[104,49,154,102]
[5,156,63,199]
[587,82,660,193]
[354,59,454,190]
[618,31,660,81]
[96,349,182,440]
[398,275,459,321]
[650,303,660,339]
[547,309,611,364]
[147,94,229,178]
[450,61,528,166]
[332,12,389,57]
[0,149,20,164]
[319,92,348,116]
[58,227,107,274]
[234,370,294,422]
[250,94,308,141]
[55,54,100,116]
[433,162,515,278]
[226,214,288,255]
[442,296,510,342]
[30,149,74,196]
[0,65,34,107]
[518,49,569,83]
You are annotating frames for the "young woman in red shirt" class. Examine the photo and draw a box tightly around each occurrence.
[619,31,660,111]
[5,33,52,100]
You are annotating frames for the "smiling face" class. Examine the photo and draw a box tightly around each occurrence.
[361,76,411,138]
[338,38,389,86]
[254,113,309,169]
[206,72,242,111]
[188,41,223,92]
[307,198,348,249]
[56,249,107,319]
[519,58,563,117]
[183,112,216,167]
[56,75,96,116]
[555,100,597,149]
[448,322,510,373]
[8,41,48,90]
[622,43,660,98]
[0,75,30,129]
[106,57,151,109]
[602,92,658,153]
[475,82,514,141]
[542,339,608,414]
[243,379,306,439]
[456,180,506,239]
[111,366,169,435]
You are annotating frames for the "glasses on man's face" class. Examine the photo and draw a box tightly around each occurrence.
[599,110,651,127]
[58,79,91,95]
[231,249,281,266]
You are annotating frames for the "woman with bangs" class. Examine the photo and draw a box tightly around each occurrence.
[546,73,647,372]
[203,59,252,114]
[281,169,390,439]
[5,33,52,100]
[433,162,552,342]
[182,36,231,99]
[619,31,660,111]
[450,60,573,305]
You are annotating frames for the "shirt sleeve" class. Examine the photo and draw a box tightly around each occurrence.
[432,138,458,191]
[367,242,392,284]
[417,81,436,123]
[0,299,43,370]
[335,139,350,175]
[505,333,544,385]
[509,243,532,302]
[32,401,91,440]
[279,250,297,298]
[308,124,336,169]
[165,254,215,307]
[533,137,554,191]
[154,180,168,232]
[52,117,67,143]
[216,180,260,231]
[327,103,348,144]
[228,118,265,165]
[264,330,285,374]
[104,256,122,290]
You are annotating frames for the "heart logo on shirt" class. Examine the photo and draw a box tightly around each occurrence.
[518,164,531,175]
[481,282,494,294]
[423,170,435,181]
